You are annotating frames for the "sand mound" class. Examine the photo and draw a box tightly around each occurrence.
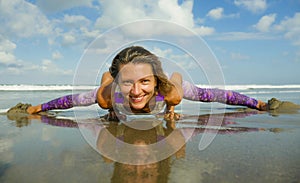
[7,103,31,115]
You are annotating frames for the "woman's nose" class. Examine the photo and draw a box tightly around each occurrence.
[131,83,141,95]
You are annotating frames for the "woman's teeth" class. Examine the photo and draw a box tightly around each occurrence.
[131,96,144,102]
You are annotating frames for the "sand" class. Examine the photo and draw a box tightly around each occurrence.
[1,105,300,182]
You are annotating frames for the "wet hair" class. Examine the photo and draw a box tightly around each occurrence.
[109,46,173,94]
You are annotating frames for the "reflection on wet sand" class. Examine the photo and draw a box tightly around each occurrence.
[96,120,186,183]
[93,111,284,183]
[4,110,286,182]
[6,112,78,128]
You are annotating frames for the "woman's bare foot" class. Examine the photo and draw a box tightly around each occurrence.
[256,100,268,111]
[26,104,42,114]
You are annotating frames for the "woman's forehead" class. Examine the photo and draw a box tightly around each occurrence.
[118,63,154,79]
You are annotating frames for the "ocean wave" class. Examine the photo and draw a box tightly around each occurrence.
[196,84,300,91]
[1,84,300,91]
[0,84,97,91]
[0,108,9,114]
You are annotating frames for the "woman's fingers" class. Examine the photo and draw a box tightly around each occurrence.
[164,111,181,120]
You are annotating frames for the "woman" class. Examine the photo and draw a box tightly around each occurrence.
[96,46,184,120]
[24,46,267,120]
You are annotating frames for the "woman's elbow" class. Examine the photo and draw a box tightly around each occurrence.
[167,94,182,106]
[96,88,111,109]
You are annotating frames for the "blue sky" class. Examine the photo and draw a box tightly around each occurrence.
[0,0,299,85]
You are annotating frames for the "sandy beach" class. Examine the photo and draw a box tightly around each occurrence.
[1,86,300,183]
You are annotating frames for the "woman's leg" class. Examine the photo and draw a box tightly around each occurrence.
[182,81,266,110]
[27,88,99,114]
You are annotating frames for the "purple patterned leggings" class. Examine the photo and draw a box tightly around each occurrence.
[181,81,258,108]
[41,81,259,111]
[41,88,98,111]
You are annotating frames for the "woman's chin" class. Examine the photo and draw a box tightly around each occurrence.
[131,104,145,111]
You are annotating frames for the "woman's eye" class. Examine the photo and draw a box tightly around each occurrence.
[142,79,150,84]
[122,81,133,86]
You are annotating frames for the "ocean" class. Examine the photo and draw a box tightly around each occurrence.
[0,84,300,182]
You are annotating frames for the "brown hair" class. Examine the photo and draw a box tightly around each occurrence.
[109,46,173,94]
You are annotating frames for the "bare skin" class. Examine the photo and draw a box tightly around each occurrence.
[96,65,183,120]
[257,100,268,111]
[26,67,182,120]
[97,71,115,110]
[27,104,42,114]
[26,70,267,117]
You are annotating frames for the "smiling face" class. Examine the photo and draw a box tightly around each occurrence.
[118,63,157,111]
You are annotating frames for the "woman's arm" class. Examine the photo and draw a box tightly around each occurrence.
[164,72,183,120]
[96,71,114,109]
[164,72,183,105]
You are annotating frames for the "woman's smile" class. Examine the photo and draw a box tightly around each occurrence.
[130,95,146,103]
[118,63,157,111]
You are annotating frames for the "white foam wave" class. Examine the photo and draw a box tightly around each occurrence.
[0,85,97,91]
[242,90,300,95]
[0,108,9,114]
[196,84,300,91]
[1,84,300,91]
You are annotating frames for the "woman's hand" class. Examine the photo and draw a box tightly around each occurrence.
[164,105,181,121]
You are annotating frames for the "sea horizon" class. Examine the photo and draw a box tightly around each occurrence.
[1,83,300,91]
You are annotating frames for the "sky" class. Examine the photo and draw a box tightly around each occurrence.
[0,0,300,85]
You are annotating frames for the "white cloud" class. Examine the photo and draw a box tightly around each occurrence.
[36,0,94,12]
[151,47,198,70]
[234,0,267,13]
[207,7,224,20]
[52,50,63,60]
[0,52,18,66]
[62,33,76,46]
[206,7,239,20]
[0,0,98,49]
[0,0,52,38]
[0,36,16,52]
[0,36,21,67]
[95,0,214,37]
[0,52,16,66]
[254,14,276,32]
[0,35,72,78]
[170,53,197,70]
[157,0,194,28]
[48,14,100,48]
[193,26,215,36]
[63,14,91,28]
[80,27,100,39]
[213,32,274,41]
[152,47,173,58]
[274,13,300,46]
[94,0,147,29]
[39,59,72,75]
[0,57,72,77]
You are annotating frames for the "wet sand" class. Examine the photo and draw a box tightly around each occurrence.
[1,107,300,183]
